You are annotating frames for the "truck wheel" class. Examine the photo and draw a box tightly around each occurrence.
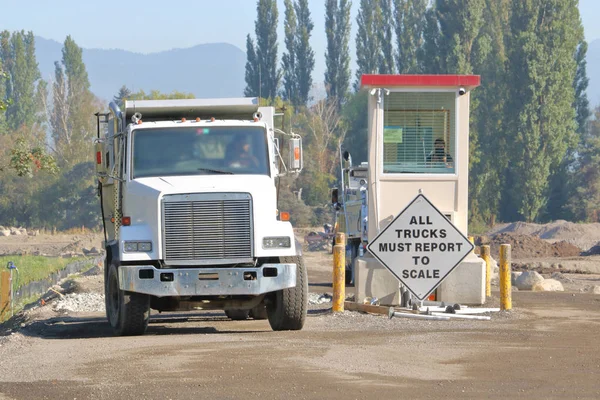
[225,310,250,320]
[249,304,268,320]
[267,256,308,331]
[105,264,150,336]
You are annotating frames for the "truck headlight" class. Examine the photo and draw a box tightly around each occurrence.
[262,237,291,249]
[124,241,152,252]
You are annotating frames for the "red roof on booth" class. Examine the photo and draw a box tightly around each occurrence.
[360,74,480,89]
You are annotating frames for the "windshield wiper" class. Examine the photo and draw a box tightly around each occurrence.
[197,168,233,175]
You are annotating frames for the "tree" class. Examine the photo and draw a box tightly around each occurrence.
[545,39,590,221]
[504,0,582,222]
[568,107,600,221]
[469,0,511,227]
[355,0,382,89]
[1,31,41,131]
[244,35,260,97]
[295,0,315,106]
[282,0,298,103]
[49,36,98,168]
[325,0,352,105]
[378,0,394,74]
[394,0,427,73]
[128,89,195,100]
[255,0,281,99]
[295,96,347,206]
[573,41,590,136]
[113,85,132,108]
[420,7,442,73]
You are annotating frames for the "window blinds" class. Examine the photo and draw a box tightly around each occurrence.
[383,92,456,174]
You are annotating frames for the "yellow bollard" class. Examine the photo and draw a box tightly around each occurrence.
[332,233,346,312]
[481,245,491,298]
[0,271,10,321]
[499,244,512,310]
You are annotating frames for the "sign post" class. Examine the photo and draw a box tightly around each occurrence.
[367,194,474,301]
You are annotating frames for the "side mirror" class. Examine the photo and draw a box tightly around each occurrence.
[289,137,303,172]
[342,150,352,167]
[331,188,339,205]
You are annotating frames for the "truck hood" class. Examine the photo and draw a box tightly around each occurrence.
[132,175,273,195]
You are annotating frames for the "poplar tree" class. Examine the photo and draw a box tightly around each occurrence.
[1,31,41,130]
[295,0,315,106]
[325,0,352,105]
[243,34,260,97]
[420,8,442,73]
[255,0,280,99]
[51,36,97,168]
[355,0,382,88]
[394,0,427,73]
[282,0,298,103]
[379,0,394,74]
[505,0,582,222]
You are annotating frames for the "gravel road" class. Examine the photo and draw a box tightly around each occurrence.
[0,250,599,399]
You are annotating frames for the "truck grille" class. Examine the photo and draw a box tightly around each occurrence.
[162,193,253,264]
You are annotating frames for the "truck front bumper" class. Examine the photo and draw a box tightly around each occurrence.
[118,264,297,297]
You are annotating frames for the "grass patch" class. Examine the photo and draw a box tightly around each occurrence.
[0,255,85,291]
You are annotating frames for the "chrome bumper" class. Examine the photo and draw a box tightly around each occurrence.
[118,264,297,297]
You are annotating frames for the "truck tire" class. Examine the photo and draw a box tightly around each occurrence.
[225,309,250,320]
[105,264,150,336]
[267,256,308,331]
[249,304,268,320]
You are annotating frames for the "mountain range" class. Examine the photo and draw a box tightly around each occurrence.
[34,36,246,103]
[34,36,600,108]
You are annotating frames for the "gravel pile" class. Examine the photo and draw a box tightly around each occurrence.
[53,293,105,313]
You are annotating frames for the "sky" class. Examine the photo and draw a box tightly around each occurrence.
[0,0,599,85]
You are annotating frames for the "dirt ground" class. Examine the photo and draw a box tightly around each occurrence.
[0,246,599,399]
[0,226,599,399]
[0,232,104,257]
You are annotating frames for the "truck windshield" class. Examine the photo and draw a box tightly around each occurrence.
[132,126,269,178]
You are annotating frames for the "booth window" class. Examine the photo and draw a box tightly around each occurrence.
[383,92,456,174]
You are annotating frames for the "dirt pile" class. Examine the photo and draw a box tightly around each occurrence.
[479,233,582,259]
[485,220,600,251]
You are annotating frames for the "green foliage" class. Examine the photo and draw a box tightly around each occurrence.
[378,0,394,74]
[244,34,260,97]
[0,31,42,131]
[325,0,352,105]
[254,0,281,99]
[355,0,382,88]
[0,255,85,291]
[341,91,369,163]
[128,89,195,100]
[394,0,427,73]
[282,0,298,103]
[51,36,98,169]
[294,0,315,107]
[504,0,582,222]
[568,107,600,221]
[37,162,99,230]
[113,85,132,108]
[9,138,58,177]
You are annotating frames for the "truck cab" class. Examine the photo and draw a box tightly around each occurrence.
[95,98,307,335]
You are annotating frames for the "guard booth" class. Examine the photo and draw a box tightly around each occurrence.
[355,74,486,305]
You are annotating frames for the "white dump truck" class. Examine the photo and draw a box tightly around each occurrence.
[94,98,307,335]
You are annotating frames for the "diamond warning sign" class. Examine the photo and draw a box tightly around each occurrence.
[367,194,474,301]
